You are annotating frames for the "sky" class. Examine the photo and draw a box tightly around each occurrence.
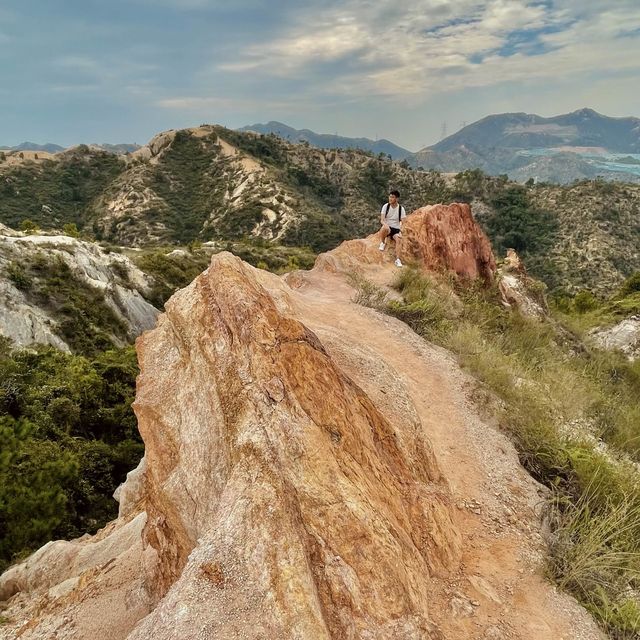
[1,0,639,151]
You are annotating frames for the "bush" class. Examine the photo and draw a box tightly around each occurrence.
[63,222,80,238]
[573,290,600,313]
[5,261,31,290]
[20,219,38,234]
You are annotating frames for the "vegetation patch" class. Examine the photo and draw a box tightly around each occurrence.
[0,340,141,572]
[134,248,211,308]
[0,150,123,233]
[149,130,229,243]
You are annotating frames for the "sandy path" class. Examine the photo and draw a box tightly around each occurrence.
[286,257,604,640]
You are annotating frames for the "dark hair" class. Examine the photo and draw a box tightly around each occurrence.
[389,189,400,198]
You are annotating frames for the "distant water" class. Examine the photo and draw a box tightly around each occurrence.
[517,149,640,177]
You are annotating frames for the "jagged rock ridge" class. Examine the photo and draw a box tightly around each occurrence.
[0,204,604,639]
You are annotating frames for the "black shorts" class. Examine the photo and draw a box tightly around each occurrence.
[388,226,401,238]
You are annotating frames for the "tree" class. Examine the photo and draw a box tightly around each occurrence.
[20,219,38,234]
[63,223,80,238]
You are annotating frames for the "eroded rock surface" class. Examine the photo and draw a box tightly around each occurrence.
[130,253,461,638]
[0,233,603,640]
[400,203,496,281]
[0,232,159,350]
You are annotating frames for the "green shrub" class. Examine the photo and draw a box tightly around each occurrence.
[63,222,80,238]
[573,290,600,313]
[5,261,31,290]
[617,272,640,298]
[20,219,38,234]
[135,249,210,308]
[0,345,141,571]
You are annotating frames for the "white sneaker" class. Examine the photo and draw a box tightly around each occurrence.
[378,242,386,251]
[395,258,403,267]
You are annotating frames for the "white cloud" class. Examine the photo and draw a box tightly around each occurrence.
[214,0,640,103]
[157,95,306,112]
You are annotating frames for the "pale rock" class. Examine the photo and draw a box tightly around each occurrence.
[114,457,147,519]
[0,279,70,351]
[497,249,548,319]
[0,233,159,349]
[590,316,640,360]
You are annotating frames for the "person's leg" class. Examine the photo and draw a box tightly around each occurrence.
[378,224,390,250]
[391,231,403,266]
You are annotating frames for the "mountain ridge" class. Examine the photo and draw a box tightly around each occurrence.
[406,108,640,183]
[238,120,412,160]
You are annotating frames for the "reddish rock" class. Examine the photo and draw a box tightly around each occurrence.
[400,203,496,282]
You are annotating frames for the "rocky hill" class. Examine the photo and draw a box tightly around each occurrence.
[0,142,65,153]
[431,109,640,154]
[239,120,412,160]
[1,126,639,296]
[0,208,604,639]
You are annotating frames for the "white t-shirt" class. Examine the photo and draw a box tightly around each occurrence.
[381,204,405,229]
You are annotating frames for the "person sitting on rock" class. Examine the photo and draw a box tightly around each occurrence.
[378,189,405,267]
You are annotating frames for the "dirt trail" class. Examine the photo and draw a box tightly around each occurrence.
[286,251,604,640]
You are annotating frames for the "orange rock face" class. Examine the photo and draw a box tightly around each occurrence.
[129,253,461,638]
[400,203,496,282]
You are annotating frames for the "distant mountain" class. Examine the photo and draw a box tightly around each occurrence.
[0,142,141,155]
[238,121,412,160]
[406,109,640,184]
[1,142,66,153]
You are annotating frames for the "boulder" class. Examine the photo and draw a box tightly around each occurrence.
[590,316,640,360]
[315,202,496,284]
[400,203,496,282]
[497,249,548,319]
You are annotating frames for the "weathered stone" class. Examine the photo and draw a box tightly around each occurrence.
[0,233,159,349]
[400,203,496,282]
[590,316,640,360]
[497,249,548,319]
[0,251,462,639]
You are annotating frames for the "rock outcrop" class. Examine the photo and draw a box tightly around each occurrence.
[590,315,640,360]
[497,248,548,319]
[0,233,159,350]
[400,203,496,281]
[0,228,603,640]
[315,202,496,284]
